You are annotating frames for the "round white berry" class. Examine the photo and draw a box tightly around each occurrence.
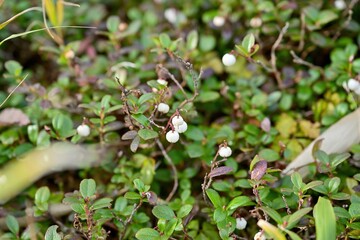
[157,103,170,113]
[164,8,177,24]
[254,231,266,240]
[213,16,225,27]
[175,121,187,133]
[77,124,90,137]
[334,0,346,10]
[250,17,262,28]
[222,53,236,66]
[172,115,184,126]
[166,130,179,143]
[219,146,232,158]
[347,78,360,91]
[236,217,247,230]
[157,79,168,85]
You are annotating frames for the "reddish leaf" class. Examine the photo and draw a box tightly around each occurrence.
[0,108,30,127]
[209,166,233,178]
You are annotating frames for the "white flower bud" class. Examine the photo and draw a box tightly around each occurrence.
[254,231,266,240]
[347,78,360,91]
[166,130,179,143]
[222,53,236,66]
[172,115,184,126]
[213,16,225,27]
[175,121,187,133]
[77,124,90,137]
[219,146,232,158]
[236,217,247,230]
[157,103,170,113]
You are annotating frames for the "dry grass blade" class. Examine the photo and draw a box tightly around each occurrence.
[0,7,42,30]
[0,25,96,46]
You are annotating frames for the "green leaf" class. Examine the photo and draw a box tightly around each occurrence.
[257,219,286,240]
[349,203,360,218]
[45,225,61,240]
[124,192,141,200]
[282,228,302,240]
[152,205,176,220]
[35,186,51,211]
[186,143,204,158]
[52,113,73,137]
[138,93,155,105]
[187,30,198,50]
[327,177,340,193]
[331,152,350,168]
[286,207,312,229]
[70,203,85,214]
[106,16,120,33]
[205,189,222,208]
[242,33,255,52]
[226,196,255,210]
[199,34,216,52]
[80,179,96,198]
[5,60,23,76]
[333,207,351,219]
[138,129,158,140]
[177,204,193,218]
[159,33,171,48]
[317,10,338,26]
[164,218,178,237]
[197,91,220,102]
[5,215,19,235]
[303,180,323,191]
[133,179,145,192]
[291,172,304,191]
[135,228,160,240]
[132,113,150,127]
[261,206,283,225]
[92,198,113,210]
[259,148,280,162]
[313,197,336,240]
[27,125,38,144]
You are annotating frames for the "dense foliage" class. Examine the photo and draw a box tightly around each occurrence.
[1,0,360,239]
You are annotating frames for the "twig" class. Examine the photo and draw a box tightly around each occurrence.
[271,22,289,88]
[116,78,135,128]
[119,201,143,240]
[156,139,178,202]
[290,50,325,76]
[177,68,203,109]
[298,12,305,51]
[157,64,188,98]
[0,74,28,108]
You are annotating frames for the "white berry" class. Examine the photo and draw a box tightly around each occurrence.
[222,53,236,66]
[236,217,247,230]
[77,124,90,137]
[334,0,346,10]
[175,121,187,133]
[172,115,184,126]
[250,17,262,28]
[157,79,168,85]
[254,231,266,240]
[157,103,170,113]
[166,130,179,143]
[219,146,232,158]
[347,78,360,91]
[213,16,225,27]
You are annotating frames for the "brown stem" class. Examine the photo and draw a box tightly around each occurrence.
[156,139,178,202]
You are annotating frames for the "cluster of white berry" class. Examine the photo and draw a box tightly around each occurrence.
[166,115,188,143]
[343,78,360,95]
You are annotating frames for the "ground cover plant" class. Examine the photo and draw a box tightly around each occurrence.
[1,0,360,239]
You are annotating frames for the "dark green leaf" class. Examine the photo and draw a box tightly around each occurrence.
[152,205,176,220]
